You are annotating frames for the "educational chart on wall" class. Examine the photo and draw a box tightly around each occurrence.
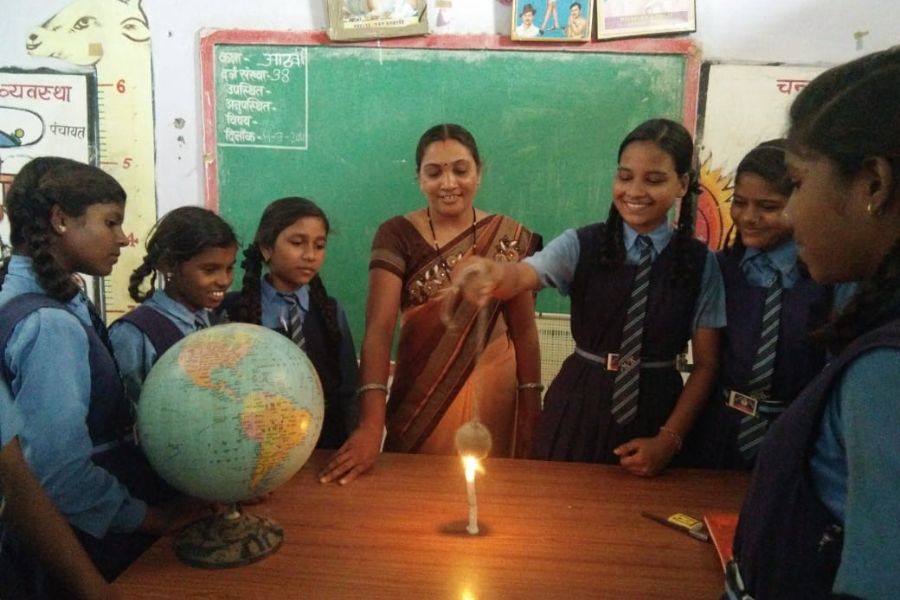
[202,32,697,341]
[25,0,158,321]
[695,63,826,250]
[0,71,92,260]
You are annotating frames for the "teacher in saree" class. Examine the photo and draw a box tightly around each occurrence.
[319,123,543,485]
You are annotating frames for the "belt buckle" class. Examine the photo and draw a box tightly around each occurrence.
[727,390,759,417]
[606,353,619,371]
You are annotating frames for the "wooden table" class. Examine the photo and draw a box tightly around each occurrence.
[115,451,749,599]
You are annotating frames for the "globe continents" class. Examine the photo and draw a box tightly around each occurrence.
[137,323,324,504]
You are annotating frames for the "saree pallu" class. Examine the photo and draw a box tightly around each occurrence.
[377,214,539,456]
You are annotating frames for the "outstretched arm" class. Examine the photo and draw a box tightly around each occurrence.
[454,257,541,305]
[318,267,399,484]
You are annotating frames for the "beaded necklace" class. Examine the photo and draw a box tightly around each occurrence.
[426,206,477,276]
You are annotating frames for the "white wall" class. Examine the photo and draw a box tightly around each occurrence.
[1,0,897,213]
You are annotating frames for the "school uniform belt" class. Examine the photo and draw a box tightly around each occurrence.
[574,346,676,371]
[723,389,787,415]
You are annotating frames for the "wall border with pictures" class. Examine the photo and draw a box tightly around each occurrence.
[327,0,429,41]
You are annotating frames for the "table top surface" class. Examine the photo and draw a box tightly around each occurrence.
[114,451,749,599]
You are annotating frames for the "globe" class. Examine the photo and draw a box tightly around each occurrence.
[136,323,325,567]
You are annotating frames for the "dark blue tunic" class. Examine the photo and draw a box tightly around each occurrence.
[532,223,707,464]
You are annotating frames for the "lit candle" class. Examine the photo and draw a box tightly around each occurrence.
[463,455,479,535]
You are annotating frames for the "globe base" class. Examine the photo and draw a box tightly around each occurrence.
[175,506,284,569]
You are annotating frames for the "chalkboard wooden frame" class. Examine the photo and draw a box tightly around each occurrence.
[199,31,700,339]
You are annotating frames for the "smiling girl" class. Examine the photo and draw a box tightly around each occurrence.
[110,207,238,405]
[457,118,725,477]
[688,140,832,470]
[221,197,360,452]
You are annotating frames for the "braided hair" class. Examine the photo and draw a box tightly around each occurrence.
[232,197,343,359]
[129,206,237,302]
[723,139,792,256]
[0,157,125,302]
[788,47,900,351]
[598,118,701,288]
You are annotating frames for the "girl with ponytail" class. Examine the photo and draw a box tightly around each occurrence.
[220,197,360,451]
[109,206,238,405]
[457,118,725,477]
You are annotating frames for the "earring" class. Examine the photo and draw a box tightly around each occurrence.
[56,225,66,234]
[164,272,173,283]
[867,202,885,217]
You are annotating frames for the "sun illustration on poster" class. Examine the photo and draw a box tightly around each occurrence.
[695,154,734,251]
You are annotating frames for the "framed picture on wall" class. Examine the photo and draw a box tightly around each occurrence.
[511,0,593,42]
[596,0,696,40]
[327,0,429,41]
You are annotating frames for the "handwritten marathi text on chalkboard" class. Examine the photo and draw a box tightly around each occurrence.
[215,46,309,150]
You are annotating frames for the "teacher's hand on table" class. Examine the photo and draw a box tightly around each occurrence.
[318,424,383,485]
[613,433,679,477]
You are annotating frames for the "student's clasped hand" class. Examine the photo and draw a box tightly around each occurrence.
[318,423,383,485]
[613,434,679,477]
[451,256,498,307]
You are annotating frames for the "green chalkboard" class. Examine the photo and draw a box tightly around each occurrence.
[202,33,692,343]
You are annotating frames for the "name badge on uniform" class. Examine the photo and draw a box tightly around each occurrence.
[727,390,758,417]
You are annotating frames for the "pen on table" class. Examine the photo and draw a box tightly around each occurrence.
[641,511,710,542]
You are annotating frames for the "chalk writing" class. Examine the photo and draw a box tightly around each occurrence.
[215,46,308,150]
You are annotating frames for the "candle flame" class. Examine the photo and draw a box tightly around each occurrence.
[462,455,482,482]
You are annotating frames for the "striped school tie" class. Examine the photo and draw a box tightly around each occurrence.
[279,293,307,352]
[737,269,783,460]
[611,235,653,426]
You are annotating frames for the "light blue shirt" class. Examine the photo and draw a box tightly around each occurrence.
[810,347,900,598]
[524,222,727,330]
[0,255,145,537]
[259,277,310,332]
[740,241,802,289]
[109,289,212,406]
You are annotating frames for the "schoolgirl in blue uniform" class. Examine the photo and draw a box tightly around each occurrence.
[110,206,238,405]
[458,119,726,476]
[0,158,205,596]
[220,197,360,450]
[729,48,900,599]
[688,140,832,470]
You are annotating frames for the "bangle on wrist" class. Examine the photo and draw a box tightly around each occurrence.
[517,382,545,392]
[357,383,389,397]
[659,425,682,452]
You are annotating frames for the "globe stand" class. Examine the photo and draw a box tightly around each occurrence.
[175,503,284,569]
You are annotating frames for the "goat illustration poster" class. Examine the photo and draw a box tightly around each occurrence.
[7,0,157,319]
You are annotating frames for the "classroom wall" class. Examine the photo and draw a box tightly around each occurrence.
[1,0,897,218]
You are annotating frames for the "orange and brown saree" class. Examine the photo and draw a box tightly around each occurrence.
[370,214,540,456]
